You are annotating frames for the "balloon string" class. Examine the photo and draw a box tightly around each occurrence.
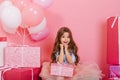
[22,28,26,45]
[16,31,22,38]
[17,26,30,45]
[16,27,25,45]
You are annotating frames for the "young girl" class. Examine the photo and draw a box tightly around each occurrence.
[39,27,104,80]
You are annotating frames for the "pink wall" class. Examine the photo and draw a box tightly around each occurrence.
[0,0,120,79]
[45,0,120,79]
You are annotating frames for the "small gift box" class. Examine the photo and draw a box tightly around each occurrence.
[4,47,40,67]
[3,67,40,80]
[50,63,74,77]
[110,65,120,78]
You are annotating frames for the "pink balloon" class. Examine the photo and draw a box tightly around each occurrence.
[11,0,31,11]
[22,3,44,26]
[32,0,53,8]
[30,28,49,41]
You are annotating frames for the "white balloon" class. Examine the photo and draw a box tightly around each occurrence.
[1,5,22,33]
[2,24,17,34]
[0,0,13,18]
[28,17,47,34]
[30,28,49,41]
[0,0,12,7]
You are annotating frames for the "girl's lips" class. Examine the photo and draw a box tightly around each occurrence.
[64,42,68,44]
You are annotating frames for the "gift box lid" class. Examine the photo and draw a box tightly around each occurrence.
[110,65,120,70]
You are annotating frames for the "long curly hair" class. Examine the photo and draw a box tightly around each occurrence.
[51,27,79,65]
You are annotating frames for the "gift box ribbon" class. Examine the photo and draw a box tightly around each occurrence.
[111,16,118,28]
[111,71,120,78]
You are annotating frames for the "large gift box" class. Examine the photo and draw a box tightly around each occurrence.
[0,37,7,66]
[109,65,120,78]
[50,63,74,77]
[4,47,40,67]
[3,67,41,80]
[107,16,120,64]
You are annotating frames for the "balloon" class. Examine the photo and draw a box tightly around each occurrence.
[30,28,49,41]
[11,0,31,11]
[28,17,46,34]
[2,24,17,34]
[32,0,53,8]
[0,0,2,3]
[22,3,44,26]
[1,6,22,33]
[20,23,29,28]
[0,0,12,7]
[0,0,13,18]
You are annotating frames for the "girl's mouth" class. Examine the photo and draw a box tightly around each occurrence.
[64,41,68,44]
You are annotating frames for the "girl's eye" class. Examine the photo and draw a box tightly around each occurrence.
[67,36,70,38]
[62,36,65,38]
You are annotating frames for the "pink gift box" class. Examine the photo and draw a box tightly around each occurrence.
[4,47,40,67]
[107,16,120,64]
[109,65,120,78]
[50,63,74,77]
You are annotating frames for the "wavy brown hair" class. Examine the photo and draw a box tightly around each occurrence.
[51,27,79,65]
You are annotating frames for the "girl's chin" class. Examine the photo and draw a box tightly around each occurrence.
[63,43,68,46]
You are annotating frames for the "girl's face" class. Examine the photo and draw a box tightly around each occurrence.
[60,32,70,46]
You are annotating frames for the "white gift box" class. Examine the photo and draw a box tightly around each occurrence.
[0,37,7,66]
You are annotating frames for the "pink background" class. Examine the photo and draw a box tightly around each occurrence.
[0,0,120,79]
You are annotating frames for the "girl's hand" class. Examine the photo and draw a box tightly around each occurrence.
[60,44,64,50]
[64,44,68,50]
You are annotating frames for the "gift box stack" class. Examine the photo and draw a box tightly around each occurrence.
[107,16,120,80]
[0,37,41,80]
